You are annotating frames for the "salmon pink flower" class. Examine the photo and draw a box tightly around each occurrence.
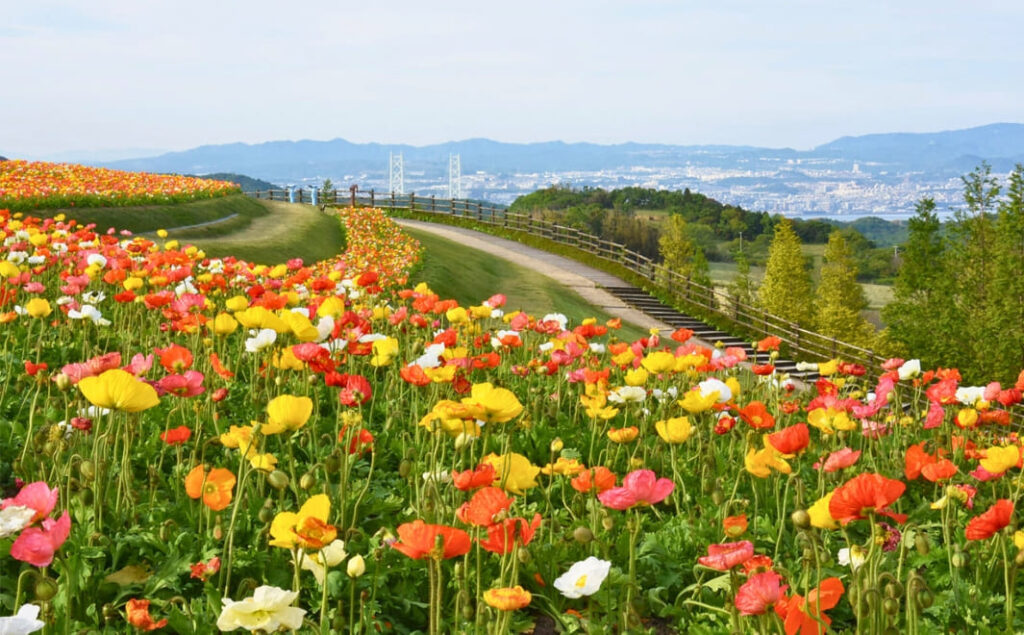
[697,541,754,571]
[815,448,861,473]
[2,481,58,523]
[157,370,205,397]
[598,469,674,510]
[10,511,71,567]
[735,571,788,616]
[190,556,221,581]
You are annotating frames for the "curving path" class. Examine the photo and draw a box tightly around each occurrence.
[394,218,673,332]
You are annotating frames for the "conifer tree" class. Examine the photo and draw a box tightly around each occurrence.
[814,230,875,346]
[659,213,696,275]
[758,218,814,326]
[881,198,952,365]
[990,164,1024,381]
[728,251,757,312]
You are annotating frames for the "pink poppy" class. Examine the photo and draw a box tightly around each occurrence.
[597,469,674,511]
[815,448,861,473]
[157,370,206,397]
[2,481,58,523]
[698,541,755,571]
[60,352,122,384]
[735,571,788,616]
[10,511,71,567]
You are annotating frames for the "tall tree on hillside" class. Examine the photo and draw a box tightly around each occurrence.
[814,230,875,346]
[727,251,757,314]
[881,198,952,365]
[758,218,814,326]
[949,163,1001,376]
[658,214,711,300]
[990,164,1024,381]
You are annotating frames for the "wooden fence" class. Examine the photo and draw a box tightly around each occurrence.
[251,188,889,372]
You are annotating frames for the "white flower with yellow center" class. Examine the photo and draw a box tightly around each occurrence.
[553,557,612,599]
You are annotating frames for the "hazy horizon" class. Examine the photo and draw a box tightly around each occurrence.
[4,1,1023,159]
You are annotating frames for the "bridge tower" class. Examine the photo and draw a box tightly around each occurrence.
[448,153,462,199]
[389,152,404,195]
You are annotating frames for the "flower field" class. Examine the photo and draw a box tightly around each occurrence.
[0,161,240,211]
[2,196,1024,634]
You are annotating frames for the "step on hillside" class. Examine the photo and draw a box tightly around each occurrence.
[602,286,819,382]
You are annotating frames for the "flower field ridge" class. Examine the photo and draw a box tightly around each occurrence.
[2,201,1024,633]
[0,160,240,211]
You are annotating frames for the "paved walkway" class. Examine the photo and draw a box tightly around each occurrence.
[395,218,672,331]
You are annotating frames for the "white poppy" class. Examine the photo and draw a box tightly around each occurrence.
[217,585,306,632]
[0,505,35,539]
[0,603,45,634]
[553,557,612,599]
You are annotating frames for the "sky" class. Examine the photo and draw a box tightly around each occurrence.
[3,0,1023,159]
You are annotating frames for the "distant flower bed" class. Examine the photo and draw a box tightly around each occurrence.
[0,160,240,210]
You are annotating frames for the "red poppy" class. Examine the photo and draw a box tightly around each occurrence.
[160,425,192,445]
[766,423,809,455]
[24,360,48,376]
[735,571,788,616]
[738,401,775,429]
[828,473,906,525]
[399,364,432,386]
[330,373,372,406]
[456,487,514,527]
[478,514,541,554]
[697,541,754,571]
[209,353,235,379]
[775,577,844,635]
[340,426,374,454]
[752,364,775,376]
[965,499,1014,540]
[391,520,471,560]
[452,464,496,491]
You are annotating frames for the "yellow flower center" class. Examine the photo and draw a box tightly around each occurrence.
[575,575,588,589]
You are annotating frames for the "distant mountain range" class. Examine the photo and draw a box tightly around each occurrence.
[94,123,1024,184]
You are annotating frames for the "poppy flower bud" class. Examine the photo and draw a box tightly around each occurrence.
[550,438,564,454]
[267,470,290,490]
[79,487,94,505]
[79,459,96,481]
[53,372,71,391]
[102,603,118,623]
[517,547,531,564]
[883,598,899,615]
[791,509,811,529]
[462,604,475,620]
[347,555,366,578]
[324,451,342,474]
[914,533,930,556]
[213,525,223,541]
[602,516,614,531]
[1015,550,1024,568]
[398,459,412,478]
[299,472,315,490]
[574,527,594,543]
[34,577,58,601]
[212,387,228,402]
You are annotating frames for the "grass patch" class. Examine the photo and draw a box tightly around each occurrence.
[32,194,267,235]
[183,201,346,265]
[404,227,649,341]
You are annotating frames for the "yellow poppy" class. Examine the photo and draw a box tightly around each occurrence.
[461,382,523,424]
[807,492,839,530]
[264,395,313,435]
[482,452,540,494]
[78,369,160,413]
[655,417,692,444]
[270,494,336,550]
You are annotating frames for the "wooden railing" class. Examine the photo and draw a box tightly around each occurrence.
[250,188,888,372]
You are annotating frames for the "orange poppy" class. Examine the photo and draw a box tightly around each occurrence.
[125,598,167,631]
[483,586,532,611]
[184,465,236,511]
[921,459,957,482]
[903,443,936,480]
[607,426,639,444]
[478,514,542,555]
[570,467,617,494]
[828,473,906,525]
[155,343,193,373]
[391,520,471,560]
[775,577,844,635]
[723,514,748,538]
[738,401,776,429]
[209,353,235,379]
[965,499,1014,541]
[456,487,514,527]
[766,423,809,456]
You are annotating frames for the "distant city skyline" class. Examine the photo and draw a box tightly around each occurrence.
[3,1,1023,158]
